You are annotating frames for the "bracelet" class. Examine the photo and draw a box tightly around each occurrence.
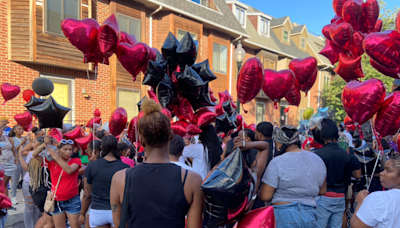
[242,140,246,149]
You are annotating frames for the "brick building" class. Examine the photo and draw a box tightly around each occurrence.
[1,0,334,127]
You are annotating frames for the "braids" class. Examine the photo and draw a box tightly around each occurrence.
[28,158,44,192]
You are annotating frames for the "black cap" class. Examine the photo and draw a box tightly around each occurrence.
[169,134,186,156]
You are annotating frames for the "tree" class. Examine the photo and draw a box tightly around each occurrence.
[322,1,399,123]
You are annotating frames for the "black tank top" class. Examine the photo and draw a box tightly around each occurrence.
[126,163,190,228]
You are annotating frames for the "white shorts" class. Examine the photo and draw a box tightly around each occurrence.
[89,209,114,227]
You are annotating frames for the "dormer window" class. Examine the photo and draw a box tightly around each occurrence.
[283,30,289,43]
[260,17,269,36]
[300,37,306,49]
[235,6,246,26]
[191,0,209,7]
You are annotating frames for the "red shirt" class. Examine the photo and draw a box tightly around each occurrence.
[47,158,82,201]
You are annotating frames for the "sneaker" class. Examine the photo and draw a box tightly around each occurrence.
[17,180,22,190]
[9,206,17,211]
[11,197,18,205]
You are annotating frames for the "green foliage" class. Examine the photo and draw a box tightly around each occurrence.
[321,1,399,123]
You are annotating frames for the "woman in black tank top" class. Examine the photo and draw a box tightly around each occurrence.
[110,99,203,228]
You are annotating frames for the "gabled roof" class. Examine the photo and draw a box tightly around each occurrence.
[291,25,306,35]
[270,16,289,27]
[147,0,248,37]
[270,31,310,59]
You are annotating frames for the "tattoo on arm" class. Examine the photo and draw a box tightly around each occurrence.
[111,204,118,213]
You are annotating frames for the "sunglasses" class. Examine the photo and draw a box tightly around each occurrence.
[59,139,74,146]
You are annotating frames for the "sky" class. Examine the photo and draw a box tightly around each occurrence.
[238,0,399,36]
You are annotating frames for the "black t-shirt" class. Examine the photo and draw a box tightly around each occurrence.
[346,153,361,185]
[315,143,352,194]
[242,148,258,168]
[86,158,129,210]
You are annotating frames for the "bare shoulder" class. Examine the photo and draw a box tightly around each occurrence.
[112,168,128,185]
[186,170,203,187]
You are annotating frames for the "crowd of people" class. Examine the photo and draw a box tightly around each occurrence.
[0,98,399,228]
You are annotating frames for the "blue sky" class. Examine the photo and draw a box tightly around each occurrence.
[239,0,399,35]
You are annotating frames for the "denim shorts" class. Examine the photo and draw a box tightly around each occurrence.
[51,195,81,215]
[273,203,318,228]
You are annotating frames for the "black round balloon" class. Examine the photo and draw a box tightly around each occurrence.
[32,77,54,96]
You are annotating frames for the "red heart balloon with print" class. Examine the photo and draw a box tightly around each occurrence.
[109,108,128,137]
[342,0,363,31]
[375,92,400,137]
[98,15,120,55]
[360,0,380,33]
[285,84,301,106]
[334,54,365,82]
[289,57,317,86]
[120,31,137,45]
[1,83,20,105]
[342,79,385,125]
[263,69,295,108]
[329,21,354,50]
[14,111,32,131]
[319,40,341,65]
[237,57,264,105]
[116,42,150,81]
[61,18,99,56]
[364,30,400,70]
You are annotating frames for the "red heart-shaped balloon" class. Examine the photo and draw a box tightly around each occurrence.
[64,126,85,140]
[237,57,264,105]
[342,79,385,125]
[116,42,150,81]
[120,31,137,45]
[218,90,237,110]
[171,121,188,137]
[342,0,363,31]
[320,40,341,65]
[61,18,99,56]
[161,107,172,121]
[109,108,128,137]
[331,15,342,23]
[330,21,354,49]
[285,84,301,106]
[298,68,318,94]
[263,69,295,107]
[195,107,218,128]
[75,133,97,152]
[149,47,160,62]
[370,59,400,79]
[360,0,380,33]
[187,123,202,136]
[334,54,365,82]
[49,128,63,143]
[94,108,101,118]
[375,92,400,137]
[173,97,194,122]
[1,83,20,105]
[236,114,244,130]
[333,0,350,17]
[14,111,32,131]
[148,90,160,103]
[344,115,354,125]
[396,11,400,33]
[209,88,217,103]
[364,31,400,69]
[98,15,120,55]
[236,206,275,228]
[322,24,332,40]
[289,57,317,86]
[127,117,138,143]
[372,19,383,33]
[86,117,102,128]
[350,31,365,57]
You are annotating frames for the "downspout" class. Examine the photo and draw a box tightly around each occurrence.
[149,6,163,48]
[317,66,330,108]
[229,35,243,93]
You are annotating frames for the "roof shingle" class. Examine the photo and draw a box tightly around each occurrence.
[270,16,289,27]
[292,25,305,34]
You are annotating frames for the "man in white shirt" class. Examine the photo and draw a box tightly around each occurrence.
[169,134,196,173]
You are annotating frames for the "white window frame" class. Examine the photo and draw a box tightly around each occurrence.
[117,13,142,42]
[300,37,306,49]
[45,0,81,35]
[256,102,265,124]
[235,5,246,27]
[283,29,289,43]
[39,75,76,122]
[116,88,141,120]
[177,29,198,41]
[212,43,228,74]
[324,75,331,88]
[259,17,270,37]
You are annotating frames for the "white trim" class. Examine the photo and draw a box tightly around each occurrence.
[247,12,272,20]
[39,75,76,123]
[233,5,247,28]
[147,0,250,38]
[258,16,270,38]
[270,17,293,30]
[82,4,88,7]
[229,42,233,94]
[291,24,308,36]
[186,0,223,14]
[283,29,290,43]
[242,39,297,59]
[226,0,249,10]
[300,37,306,49]
[149,6,163,48]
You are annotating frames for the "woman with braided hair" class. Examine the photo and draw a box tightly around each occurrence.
[258,125,327,228]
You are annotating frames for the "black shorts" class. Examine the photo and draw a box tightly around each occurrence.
[29,185,50,214]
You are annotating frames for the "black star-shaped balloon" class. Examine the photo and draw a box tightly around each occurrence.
[156,73,177,108]
[24,96,45,110]
[188,83,215,111]
[215,112,237,133]
[176,32,197,70]
[161,32,179,74]
[191,59,217,82]
[228,111,238,126]
[142,60,167,89]
[177,65,205,99]
[137,96,147,112]
[155,51,164,62]
[223,100,236,115]
[28,96,70,129]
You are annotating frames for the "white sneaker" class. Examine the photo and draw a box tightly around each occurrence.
[11,197,18,205]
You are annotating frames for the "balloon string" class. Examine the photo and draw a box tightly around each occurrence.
[93,64,98,153]
[367,119,382,191]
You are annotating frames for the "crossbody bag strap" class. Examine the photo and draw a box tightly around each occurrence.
[119,168,133,228]
[52,170,63,198]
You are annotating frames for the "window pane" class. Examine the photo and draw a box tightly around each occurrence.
[177,29,186,41]
[190,33,198,41]
[118,90,140,120]
[129,18,141,42]
[220,45,228,74]
[263,60,269,69]
[118,15,129,33]
[236,8,240,21]
[47,0,62,34]
[240,10,244,25]
[213,43,220,72]
[270,61,275,70]
[256,103,264,124]
[64,0,79,19]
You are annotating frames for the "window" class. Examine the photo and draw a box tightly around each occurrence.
[256,102,265,124]
[117,89,140,120]
[191,0,209,7]
[212,43,228,74]
[263,59,276,70]
[118,14,141,42]
[46,0,80,35]
[283,30,289,43]
[235,6,246,26]
[177,29,198,41]
[260,18,269,36]
[300,37,306,49]
[324,75,330,87]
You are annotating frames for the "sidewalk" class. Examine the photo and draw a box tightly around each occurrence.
[5,189,24,228]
